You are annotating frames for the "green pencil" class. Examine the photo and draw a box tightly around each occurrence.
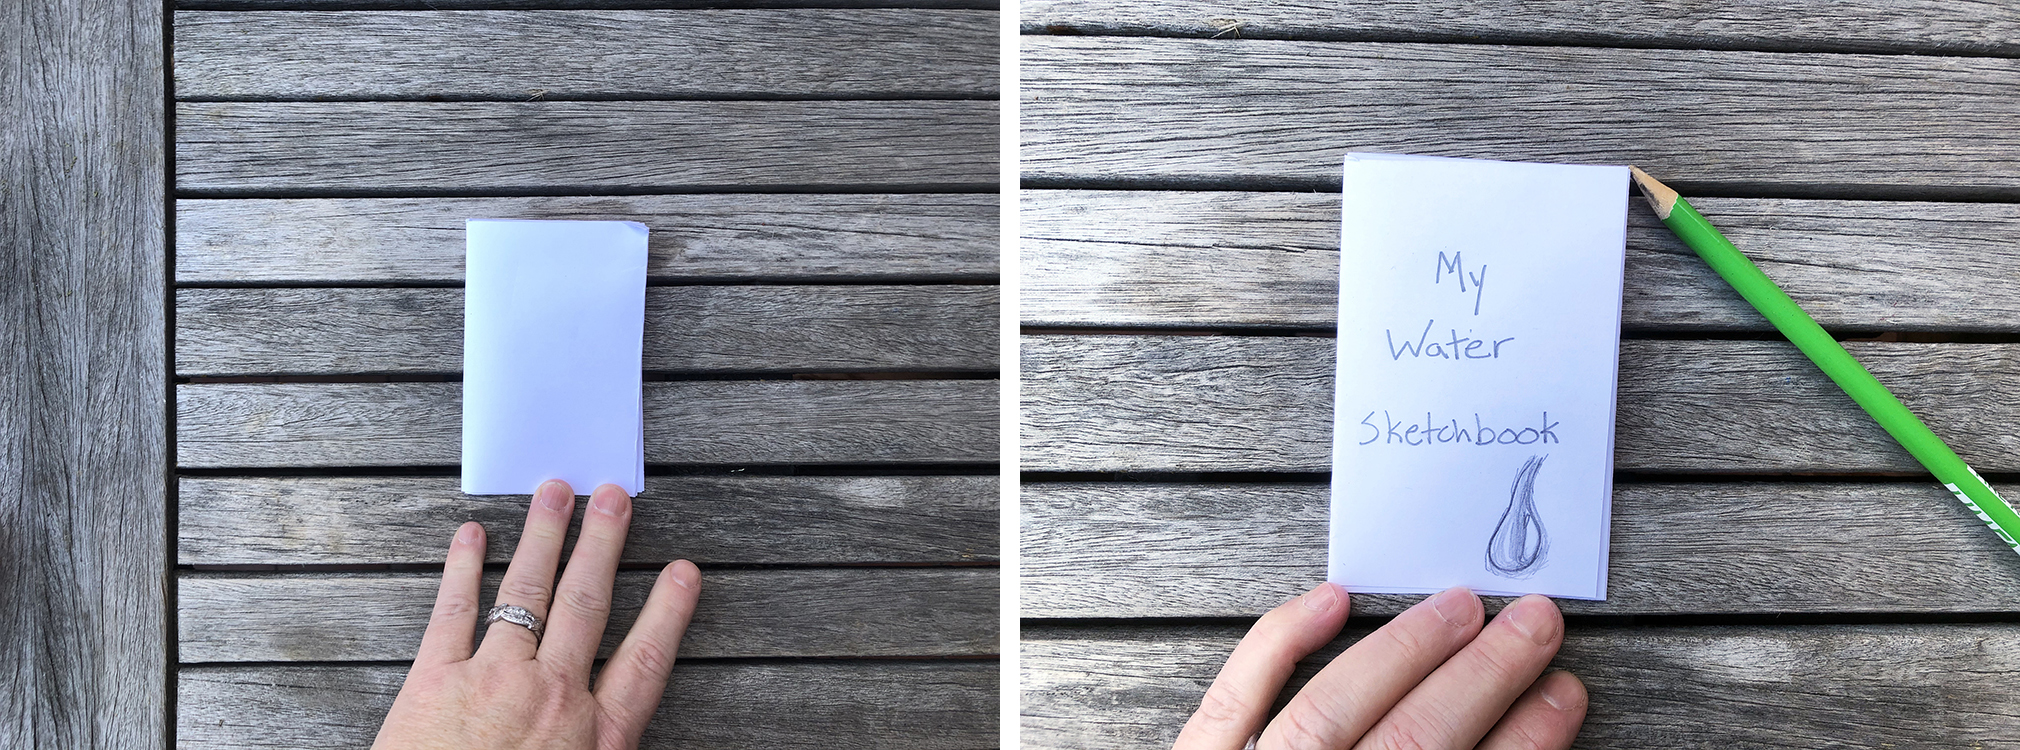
[1628,167,2020,555]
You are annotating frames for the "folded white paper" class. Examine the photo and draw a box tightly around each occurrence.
[1328,153,1627,600]
[462,219,647,496]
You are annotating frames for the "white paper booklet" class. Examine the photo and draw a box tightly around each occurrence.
[1328,154,1627,600]
[462,219,648,496]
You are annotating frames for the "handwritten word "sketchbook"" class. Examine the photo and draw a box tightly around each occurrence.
[1329,154,1626,600]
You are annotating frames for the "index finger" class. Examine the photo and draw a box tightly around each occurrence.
[414,521,486,666]
[1173,582,1350,750]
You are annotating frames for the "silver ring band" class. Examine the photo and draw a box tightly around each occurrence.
[486,604,544,642]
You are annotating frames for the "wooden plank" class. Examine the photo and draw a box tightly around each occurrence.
[188,0,998,8]
[1021,191,2020,332]
[1021,481,2020,618]
[180,661,997,750]
[180,568,996,662]
[176,195,998,283]
[1019,336,2020,473]
[1022,624,2020,750]
[1021,38,2020,196]
[178,379,997,467]
[177,100,997,193]
[1021,0,2020,55]
[176,286,999,376]
[0,1,166,746]
[180,475,996,565]
[176,10,996,99]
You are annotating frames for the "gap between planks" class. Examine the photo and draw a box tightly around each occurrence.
[1017,0,2020,57]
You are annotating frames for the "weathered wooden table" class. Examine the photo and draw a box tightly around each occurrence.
[1018,2,2020,746]
[12,2,1000,747]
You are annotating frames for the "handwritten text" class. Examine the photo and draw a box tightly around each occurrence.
[1385,319,1515,361]
[1436,251,1488,315]
[1357,410,1562,447]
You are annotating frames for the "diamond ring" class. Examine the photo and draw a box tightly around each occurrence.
[485,604,544,642]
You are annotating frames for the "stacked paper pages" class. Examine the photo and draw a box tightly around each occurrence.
[461,219,648,497]
[1329,154,1627,600]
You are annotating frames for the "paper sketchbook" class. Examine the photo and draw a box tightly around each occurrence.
[1328,154,1628,600]
[461,219,648,497]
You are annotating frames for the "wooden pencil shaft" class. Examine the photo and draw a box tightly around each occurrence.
[1654,191,2020,552]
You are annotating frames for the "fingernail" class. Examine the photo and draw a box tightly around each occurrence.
[590,486,630,517]
[1502,595,1561,645]
[455,522,481,545]
[1428,586,1474,627]
[1540,673,1581,711]
[668,560,700,590]
[536,480,572,511]
[1300,582,1341,612]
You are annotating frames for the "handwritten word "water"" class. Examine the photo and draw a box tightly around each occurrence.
[1386,319,1515,361]
[1358,410,1562,447]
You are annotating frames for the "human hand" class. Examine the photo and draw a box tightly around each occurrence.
[1174,583,1585,750]
[373,480,703,750]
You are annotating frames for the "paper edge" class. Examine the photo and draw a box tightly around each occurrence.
[1339,584,1609,601]
[1346,151,1627,172]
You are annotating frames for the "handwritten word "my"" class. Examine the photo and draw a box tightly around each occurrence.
[1437,251,1487,315]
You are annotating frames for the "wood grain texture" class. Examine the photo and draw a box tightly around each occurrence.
[0,1,166,746]
[1022,191,2020,331]
[1021,0,2020,55]
[176,286,998,376]
[178,379,997,467]
[1021,38,2020,196]
[181,568,996,662]
[188,0,999,8]
[1023,624,2020,750]
[1021,481,2020,618]
[1020,336,2020,473]
[177,10,996,99]
[181,661,997,750]
[180,474,995,565]
[176,195,998,283]
[177,101,997,193]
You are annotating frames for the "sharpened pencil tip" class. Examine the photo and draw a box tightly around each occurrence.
[1628,166,1679,220]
